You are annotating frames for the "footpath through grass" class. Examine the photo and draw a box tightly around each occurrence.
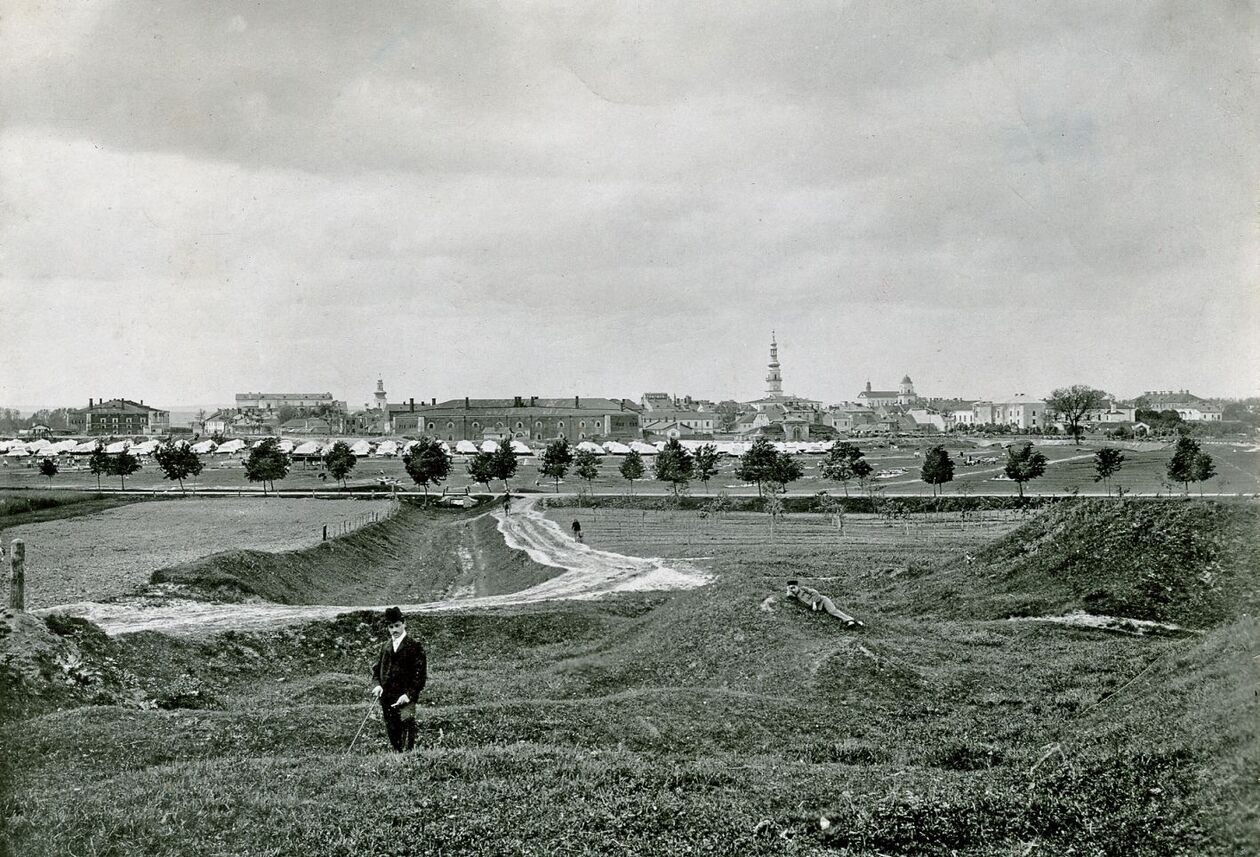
[1,499,1256,855]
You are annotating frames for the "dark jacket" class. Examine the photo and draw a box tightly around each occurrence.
[372,635,427,702]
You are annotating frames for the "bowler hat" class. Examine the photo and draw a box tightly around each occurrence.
[383,606,403,623]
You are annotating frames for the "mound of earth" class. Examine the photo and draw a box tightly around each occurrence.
[935,499,1260,627]
[152,504,560,606]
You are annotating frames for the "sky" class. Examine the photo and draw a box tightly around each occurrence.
[2,1,1257,410]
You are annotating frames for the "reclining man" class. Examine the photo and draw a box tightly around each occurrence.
[786,579,865,627]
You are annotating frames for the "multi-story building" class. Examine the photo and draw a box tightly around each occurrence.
[235,392,347,414]
[972,395,1046,430]
[639,393,717,437]
[394,396,640,442]
[69,398,170,435]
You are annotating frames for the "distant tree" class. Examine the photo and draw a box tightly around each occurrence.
[244,437,291,495]
[108,450,141,491]
[820,441,872,496]
[88,442,110,490]
[768,451,803,494]
[466,452,496,494]
[1092,447,1126,497]
[153,439,203,495]
[322,441,357,489]
[1191,450,1216,496]
[1166,436,1201,493]
[764,491,786,538]
[1003,442,1048,498]
[920,445,955,496]
[816,491,845,534]
[1046,385,1107,445]
[573,449,600,491]
[540,439,574,493]
[715,401,742,433]
[402,438,452,496]
[38,457,58,486]
[653,438,694,498]
[692,443,721,493]
[487,440,518,493]
[734,437,779,498]
[619,450,645,494]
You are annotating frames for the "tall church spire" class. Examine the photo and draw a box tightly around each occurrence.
[765,331,783,397]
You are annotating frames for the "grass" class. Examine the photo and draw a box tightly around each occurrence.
[1,499,1255,855]
[0,490,142,532]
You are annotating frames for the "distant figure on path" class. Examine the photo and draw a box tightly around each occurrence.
[503,493,511,514]
[786,580,864,627]
[371,606,427,752]
[571,519,583,543]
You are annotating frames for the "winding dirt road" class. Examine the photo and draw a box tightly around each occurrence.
[35,498,711,636]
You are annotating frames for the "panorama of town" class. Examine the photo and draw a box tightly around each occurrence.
[2,334,1255,499]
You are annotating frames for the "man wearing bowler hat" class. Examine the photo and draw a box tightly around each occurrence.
[371,606,427,752]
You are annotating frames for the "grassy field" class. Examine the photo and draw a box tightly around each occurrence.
[1,499,1256,855]
[2,436,1257,497]
[2,497,395,608]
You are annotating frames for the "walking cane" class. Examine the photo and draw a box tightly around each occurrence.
[346,698,376,755]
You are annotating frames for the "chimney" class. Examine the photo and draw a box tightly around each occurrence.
[464,396,470,410]
[514,395,522,407]
[89,398,94,407]
[530,396,537,407]
[409,398,415,412]
[431,397,436,406]
[575,395,580,408]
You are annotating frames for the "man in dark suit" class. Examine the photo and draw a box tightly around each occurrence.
[371,606,427,751]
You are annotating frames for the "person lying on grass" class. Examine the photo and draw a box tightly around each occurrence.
[786,579,865,628]
[371,606,427,752]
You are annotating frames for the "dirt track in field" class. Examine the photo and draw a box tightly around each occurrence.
[37,498,711,636]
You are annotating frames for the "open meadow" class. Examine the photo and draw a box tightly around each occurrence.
[0,496,1256,856]
[1,436,1258,497]
[0,496,396,608]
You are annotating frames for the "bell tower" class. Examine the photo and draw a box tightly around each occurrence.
[765,332,783,398]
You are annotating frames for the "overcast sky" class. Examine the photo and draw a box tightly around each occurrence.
[2,1,1257,409]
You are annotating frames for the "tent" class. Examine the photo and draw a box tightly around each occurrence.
[479,440,501,454]
[190,440,218,454]
[5,446,30,458]
[130,440,160,456]
[216,439,246,454]
[455,440,479,455]
[629,441,658,455]
[602,441,632,455]
[26,439,52,452]
[349,440,373,457]
[510,440,532,455]
[375,441,399,457]
[36,446,61,458]
[104,441,130,454]
[292,441,321,457]
[71,440,99,454]
[575,441,604,455]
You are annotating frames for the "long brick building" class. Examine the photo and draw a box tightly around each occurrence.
[392,396,640,442]
[68,398,170,435]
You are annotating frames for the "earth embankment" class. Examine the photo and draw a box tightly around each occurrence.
[152,503,561,606]
[927,498,1260,627]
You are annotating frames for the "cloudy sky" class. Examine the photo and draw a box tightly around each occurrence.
[2,1,1256,409]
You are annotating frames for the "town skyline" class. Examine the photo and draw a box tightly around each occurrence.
[3,3,1256,407]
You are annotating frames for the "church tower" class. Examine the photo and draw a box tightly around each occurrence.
[374,378,387,411]
[765,332,784,398]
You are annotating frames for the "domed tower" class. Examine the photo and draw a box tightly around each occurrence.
[899,374,915,405]
[765,332,784,398]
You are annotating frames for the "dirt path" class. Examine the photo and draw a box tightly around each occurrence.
[35,498,711,636]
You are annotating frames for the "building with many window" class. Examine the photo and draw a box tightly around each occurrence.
[69,398,170,435]
[234,392,347,414]
[393,396,640,442]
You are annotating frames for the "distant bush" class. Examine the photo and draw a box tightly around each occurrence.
[0,492,113,519]
[545,494,1062,514]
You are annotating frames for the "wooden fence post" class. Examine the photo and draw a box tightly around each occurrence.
[8,539,25,612]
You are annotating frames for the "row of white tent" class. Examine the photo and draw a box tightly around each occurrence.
[0,436,840,460]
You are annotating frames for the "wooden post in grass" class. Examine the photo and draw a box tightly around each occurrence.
[8,539,25,612]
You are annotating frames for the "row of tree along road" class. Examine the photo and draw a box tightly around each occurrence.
[34,435,1221,498]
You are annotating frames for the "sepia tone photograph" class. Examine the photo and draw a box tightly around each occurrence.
[1,2,1257,855]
